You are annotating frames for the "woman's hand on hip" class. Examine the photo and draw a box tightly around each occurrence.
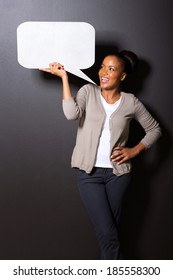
[111,147,134,165]
[111,143,145,165]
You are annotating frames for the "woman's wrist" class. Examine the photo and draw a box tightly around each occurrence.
[62,72,68,81]
[131,143,145,157]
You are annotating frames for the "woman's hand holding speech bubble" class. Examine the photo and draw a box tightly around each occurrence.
[40,62,67,79]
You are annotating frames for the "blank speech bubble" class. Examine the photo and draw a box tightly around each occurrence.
[17,21,95,84]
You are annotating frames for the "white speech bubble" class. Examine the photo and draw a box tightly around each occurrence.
[17,21,95,84]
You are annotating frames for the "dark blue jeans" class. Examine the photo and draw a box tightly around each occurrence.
[77,167,131,260]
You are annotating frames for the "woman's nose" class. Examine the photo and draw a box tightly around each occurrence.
[102,68,108,75]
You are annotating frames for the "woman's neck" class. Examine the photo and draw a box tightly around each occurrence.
[101,89,121,104]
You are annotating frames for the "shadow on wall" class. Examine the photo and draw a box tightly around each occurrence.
[85,43,173,259]
[120,115,172,260]
[83,43,151,94]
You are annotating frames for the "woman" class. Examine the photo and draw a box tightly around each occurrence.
[40,50,161,259]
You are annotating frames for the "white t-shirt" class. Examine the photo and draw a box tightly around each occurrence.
[95,93,122,168]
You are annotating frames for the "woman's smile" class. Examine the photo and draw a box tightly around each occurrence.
[100,76,109,84]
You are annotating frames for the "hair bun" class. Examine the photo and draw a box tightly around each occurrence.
[119,50,138,73]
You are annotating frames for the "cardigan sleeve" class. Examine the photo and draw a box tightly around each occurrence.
[133,97,161,149]
[62,84,88,120]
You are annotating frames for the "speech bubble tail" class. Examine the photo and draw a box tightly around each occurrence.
[66,67,96,85]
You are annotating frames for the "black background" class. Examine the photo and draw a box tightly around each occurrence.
[0,0,172,259]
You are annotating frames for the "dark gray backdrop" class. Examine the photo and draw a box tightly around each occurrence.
[0,0,172,259]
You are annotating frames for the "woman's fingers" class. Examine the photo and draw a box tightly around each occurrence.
[39,62,66,77]
[111,147,132,164]
[39,68,51,73]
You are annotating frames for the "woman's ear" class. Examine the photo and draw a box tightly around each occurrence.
[121,72,127,81]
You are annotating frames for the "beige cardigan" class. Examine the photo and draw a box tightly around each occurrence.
[62,84,161,176]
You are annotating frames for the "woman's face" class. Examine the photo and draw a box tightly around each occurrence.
[98,55,126,90]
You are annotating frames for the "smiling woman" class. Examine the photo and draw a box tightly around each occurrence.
[40,50,161,260]
[99,56,126,102]
[98,51,138,103]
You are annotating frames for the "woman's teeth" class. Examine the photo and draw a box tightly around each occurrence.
[101,77,109,82]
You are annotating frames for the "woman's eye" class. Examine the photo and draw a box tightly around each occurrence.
[109,67,115,71]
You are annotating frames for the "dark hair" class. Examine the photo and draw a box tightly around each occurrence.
[110,50,138,74]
